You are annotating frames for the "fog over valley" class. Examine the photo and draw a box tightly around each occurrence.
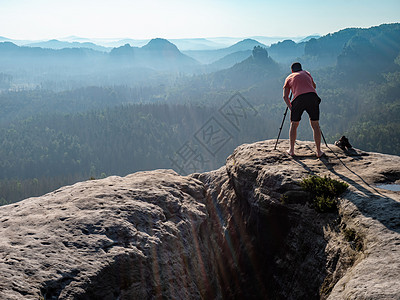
[0,23,399,206]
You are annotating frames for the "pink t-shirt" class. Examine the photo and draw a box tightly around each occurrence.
[283,70,316,101]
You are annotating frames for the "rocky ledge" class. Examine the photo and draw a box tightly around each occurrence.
[0,140,399,299]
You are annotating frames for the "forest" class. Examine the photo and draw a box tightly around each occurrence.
[0,23,399,205]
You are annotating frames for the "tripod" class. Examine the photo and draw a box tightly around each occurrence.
[274,106,288,150]
[320,125,329,148]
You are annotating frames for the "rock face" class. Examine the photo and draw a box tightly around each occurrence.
[0,140,399,299]
[0,170,218,299]
[215,140,400,299]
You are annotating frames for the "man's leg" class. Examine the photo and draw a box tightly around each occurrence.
[288,121,299,155]
[310,120,324,157]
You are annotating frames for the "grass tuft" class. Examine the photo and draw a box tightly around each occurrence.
[300,175,348,213]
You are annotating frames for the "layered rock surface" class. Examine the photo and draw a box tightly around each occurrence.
[0,140,399,299]
[0,170,218,299]
[219,140,400,299]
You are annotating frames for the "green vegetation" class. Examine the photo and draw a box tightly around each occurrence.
[300,176,349,213]
[343,227,363,251]
[0,102,273,204]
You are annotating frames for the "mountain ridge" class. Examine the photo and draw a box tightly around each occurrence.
[109,38,199,70]
[183,38,267,64]
[25,39,110,52]
[0,38,199,72]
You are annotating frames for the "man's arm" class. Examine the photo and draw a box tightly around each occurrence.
[283,87,292,110]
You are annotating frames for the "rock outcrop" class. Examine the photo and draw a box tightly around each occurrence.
[0,140,399,299]
[0,170,218,299]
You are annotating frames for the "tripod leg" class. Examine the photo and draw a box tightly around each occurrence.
[274,107,288,150]
[320,126,329,147]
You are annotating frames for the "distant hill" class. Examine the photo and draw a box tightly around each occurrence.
[0,42,104,61]
[183,39,267,64]
[247,23,400,71]
[1,23,399,90]
[0,38,199,72]
[141,38,200,70]
[298,35,321,43]
[268,40,306,63]
[110,38,199,71]
[0,39,199,90]
[142,38,181,52]
[336,29,400,82]
[213,46,280,88]
[109,43,138,58]
[25,39,110,52]
[58,37,226,50]
[170,38,227,51]
[248,36,298,46]
[191,46,281,91]
[304,23,400,68]
[208,50,252,71]
[225,39,267,52]
[82,38,150,48]
[0,37,32,46]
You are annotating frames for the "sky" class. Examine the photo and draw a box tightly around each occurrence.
[1,0,400,40]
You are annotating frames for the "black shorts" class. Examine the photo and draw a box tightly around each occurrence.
[290,92,321,122]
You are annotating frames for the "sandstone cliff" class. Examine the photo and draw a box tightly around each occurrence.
[0,140,399,299]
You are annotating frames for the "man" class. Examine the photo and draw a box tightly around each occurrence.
[283,62,324,157]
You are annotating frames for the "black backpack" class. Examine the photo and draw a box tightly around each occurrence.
[334,136,352,150]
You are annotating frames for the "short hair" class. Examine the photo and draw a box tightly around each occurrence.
[291,62,302,72]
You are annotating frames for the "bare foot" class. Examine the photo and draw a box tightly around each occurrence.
[317,151,325,158]
[286,149,295,156]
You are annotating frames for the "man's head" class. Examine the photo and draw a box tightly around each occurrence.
[291,62,302,72]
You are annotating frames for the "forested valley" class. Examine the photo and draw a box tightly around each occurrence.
[0,23,399,205]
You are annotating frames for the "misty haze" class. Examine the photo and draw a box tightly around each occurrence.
[0,2,400,295]
[1,23,399,204]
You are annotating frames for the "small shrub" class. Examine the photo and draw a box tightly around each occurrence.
[343,227,357,242]
[343,227,363,251]
[0,197,9,206]
[280,194,288,204]
[300,175,349,213]
[314,195,337,212]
